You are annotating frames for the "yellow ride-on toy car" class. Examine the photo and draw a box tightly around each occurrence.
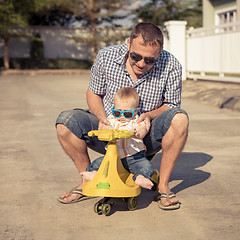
[82,129,158,216]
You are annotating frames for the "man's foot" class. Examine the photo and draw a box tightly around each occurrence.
[155,184,180,210]
[80,171,97,182]
[157,185,179,205]
[135,175,154,190]
[154,192,180,210]
[58,185,86,204]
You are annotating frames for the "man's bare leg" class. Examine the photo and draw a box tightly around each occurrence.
[157,113,189,207]
[57,124,91,203]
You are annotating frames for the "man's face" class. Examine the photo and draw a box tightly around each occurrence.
[127,35,162,76]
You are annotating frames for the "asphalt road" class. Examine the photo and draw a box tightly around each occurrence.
[0,72,239,240]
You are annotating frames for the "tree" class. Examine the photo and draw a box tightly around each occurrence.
[28,0,74,26]
[0,0,27,69]
[0,0,64,69]
[67,0,131,61]
[178,0,202,28]
[24,0,132,62]
[137,0,202,28]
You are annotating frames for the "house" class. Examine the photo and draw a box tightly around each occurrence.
[203,0,240,27]
[186,0,240,82]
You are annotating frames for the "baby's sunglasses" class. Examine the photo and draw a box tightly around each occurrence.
[111,107,137,119]
[130,52,156,65]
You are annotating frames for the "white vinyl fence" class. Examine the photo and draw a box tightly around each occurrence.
[1,21,240,83]
[186,22,240,83]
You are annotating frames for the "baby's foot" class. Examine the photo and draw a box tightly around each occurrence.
[135,175,154,190]
[80,171,97,182]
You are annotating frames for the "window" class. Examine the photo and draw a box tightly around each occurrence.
[218,9,237,25]
[216,8,237,32]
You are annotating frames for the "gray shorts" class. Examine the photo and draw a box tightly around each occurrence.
[56,108,188,156]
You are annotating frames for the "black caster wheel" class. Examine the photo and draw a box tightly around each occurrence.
[102,203,111,216]
[127,197,138,211]
[94,202,102,215]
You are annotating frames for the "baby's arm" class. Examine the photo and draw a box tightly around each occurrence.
[134,121,149,139]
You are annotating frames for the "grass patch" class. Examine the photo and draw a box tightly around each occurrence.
[192,71,201,75]
[205,72,219,76]
[224,73,240,78]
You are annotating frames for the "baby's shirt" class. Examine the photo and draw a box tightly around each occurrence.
[107,115,146,159]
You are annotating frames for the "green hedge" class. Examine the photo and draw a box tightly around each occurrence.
[0,58,92,70]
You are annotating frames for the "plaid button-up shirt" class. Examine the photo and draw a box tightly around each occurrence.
[89,44,182,116]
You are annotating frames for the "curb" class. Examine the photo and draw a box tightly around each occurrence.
[182,80,240,112]
[0,69,91,76]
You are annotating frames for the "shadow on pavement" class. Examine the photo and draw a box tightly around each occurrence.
[137,152,212,210]
[170,152,212,194]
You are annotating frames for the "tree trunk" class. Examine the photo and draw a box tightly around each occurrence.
[4,38,10,70]
[90,17,98,63]
[88,0,98,62]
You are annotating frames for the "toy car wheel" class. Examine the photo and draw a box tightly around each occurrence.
[128,197,138,211]
[94,202,102,214]
[102,203,111,216]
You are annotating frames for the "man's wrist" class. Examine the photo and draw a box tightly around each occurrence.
[145,112,154,121]
[98,115,107,122]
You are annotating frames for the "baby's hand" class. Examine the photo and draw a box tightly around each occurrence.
[102,125,113,130]
[129,130,140,139]
[134,132,141,139]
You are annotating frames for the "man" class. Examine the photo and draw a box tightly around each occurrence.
[56,22,189,210]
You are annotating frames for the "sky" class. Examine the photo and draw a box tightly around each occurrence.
[70,0,150,28]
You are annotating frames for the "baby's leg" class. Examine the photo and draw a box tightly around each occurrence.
[80,171,97,183]
[135,175,154,190]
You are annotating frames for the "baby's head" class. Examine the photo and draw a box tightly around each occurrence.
[112,87,139,122]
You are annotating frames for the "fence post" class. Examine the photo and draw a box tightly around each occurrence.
[164,21,187,80]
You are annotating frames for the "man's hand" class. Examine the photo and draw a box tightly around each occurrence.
[136,113,151,131]
[134,130,141,139]
[98,117,111,130]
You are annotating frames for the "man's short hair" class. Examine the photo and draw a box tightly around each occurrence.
[130,22,163,50]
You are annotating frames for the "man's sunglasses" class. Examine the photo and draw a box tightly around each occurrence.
[130,52,156,65]
[111,107,137,119]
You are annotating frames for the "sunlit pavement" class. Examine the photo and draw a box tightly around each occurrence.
[0,72,239,240]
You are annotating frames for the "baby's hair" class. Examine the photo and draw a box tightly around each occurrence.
[114,87,139,107]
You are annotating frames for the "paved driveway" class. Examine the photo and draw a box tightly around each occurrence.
[0,72,239,240]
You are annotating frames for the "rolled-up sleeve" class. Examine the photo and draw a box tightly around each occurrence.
[89,50,106,95]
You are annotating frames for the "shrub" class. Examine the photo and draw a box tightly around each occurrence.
[30,33,44,60]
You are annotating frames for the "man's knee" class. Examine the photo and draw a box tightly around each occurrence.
[171,112,189,135]
[56,124,71,139]
[55,109,96,140]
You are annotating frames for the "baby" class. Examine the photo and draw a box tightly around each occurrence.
[81,87,154,189]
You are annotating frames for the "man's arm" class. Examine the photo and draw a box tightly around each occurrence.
[86,89,110,129]
[145,104,170,120]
